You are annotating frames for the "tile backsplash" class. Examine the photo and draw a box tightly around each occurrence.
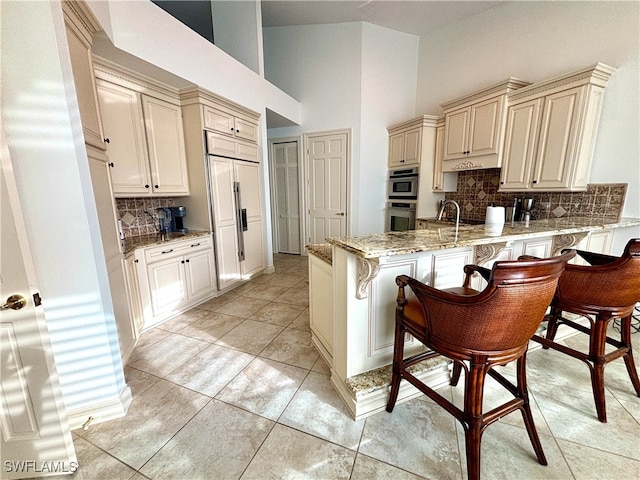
[115,197,178,238]
[443,169,627,223]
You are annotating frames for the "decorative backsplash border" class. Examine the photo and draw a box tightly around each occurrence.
[115,197,177,238]
[443,169,627,223]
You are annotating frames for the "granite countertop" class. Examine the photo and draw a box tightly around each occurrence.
[325,217,640,259]
[123,230,211,255]
[307,243,333,264]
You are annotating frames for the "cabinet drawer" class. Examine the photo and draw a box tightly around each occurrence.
[143,236,211,263]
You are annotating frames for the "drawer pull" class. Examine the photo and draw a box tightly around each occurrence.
[191,243,201,247]
[161,249,174,254]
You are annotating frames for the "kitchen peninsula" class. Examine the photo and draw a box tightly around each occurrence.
[308,217,640,420]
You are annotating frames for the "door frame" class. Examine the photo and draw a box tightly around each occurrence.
[303,129,351,246]
[268,136,305,255]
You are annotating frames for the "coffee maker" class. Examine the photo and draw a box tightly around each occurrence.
[157,207,172,234]
[170,206,188,233]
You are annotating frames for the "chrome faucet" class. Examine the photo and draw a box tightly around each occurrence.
[437,200,461,238]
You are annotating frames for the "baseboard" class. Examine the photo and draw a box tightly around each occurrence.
[66,385,132,431]
[331,362,451,421]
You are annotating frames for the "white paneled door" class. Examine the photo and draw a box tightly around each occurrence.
[271,141,301,254]
[306,131,349,245]
[1,131,76,477]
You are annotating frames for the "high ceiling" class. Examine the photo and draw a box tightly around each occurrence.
[261,1,507,36]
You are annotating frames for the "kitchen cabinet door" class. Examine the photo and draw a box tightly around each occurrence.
[499,98,543,191]
[184,248,216,299]
[468,96,503,157]
[531,87,584,190]
[443,107,469,160]
[142,96,190,195]
[96,80,151,195]
[124,254,144,340]
[146,255,188,320]
[203,106,259,143]
[432,124,445,191]
[444,96,502,161]
[64,11,105,150]
[388,128,421,167]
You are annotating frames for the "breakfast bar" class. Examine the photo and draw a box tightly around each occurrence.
[308,217,640,420]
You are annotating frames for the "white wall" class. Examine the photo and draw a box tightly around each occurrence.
[416,0,640,250]
[264,22,420,235]
[87,0,299,125]
[359,23,419,233]
[212,0,263,75]
[1,1,127,414]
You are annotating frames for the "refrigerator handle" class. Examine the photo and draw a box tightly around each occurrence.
[234,181,245,261]
[241,209,248,231]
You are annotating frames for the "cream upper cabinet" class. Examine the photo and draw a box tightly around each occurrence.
[500,63,615,192]
[388,127,421,167]
[96,80,150,195]
[62,1,105,151]
[432,122,446,191]
[203,105,259,143]
[499,98,544,190]
[443,96,502,160]
[440,78,530,172]
[142,96,190,195]
[94,61,189,197]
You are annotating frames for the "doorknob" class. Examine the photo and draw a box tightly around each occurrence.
[1,294,27,311]
[336,212,345,216]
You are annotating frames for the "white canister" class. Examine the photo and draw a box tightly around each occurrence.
[485,206,505,236]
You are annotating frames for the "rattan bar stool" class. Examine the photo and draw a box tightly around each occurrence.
[532,238,640,423]
[386,251,574,480]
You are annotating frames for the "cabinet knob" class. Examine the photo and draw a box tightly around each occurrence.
[532,180,538,184]
[500,181,504,184]
[108,162,114,168]
[181,260,185,264]
[145,184,150,189]
[104,138,110,143]
[154,185,159,189]
[236,129,240,133]
[185,259,190,263]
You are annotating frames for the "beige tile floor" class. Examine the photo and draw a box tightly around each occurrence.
[63,253,639,480]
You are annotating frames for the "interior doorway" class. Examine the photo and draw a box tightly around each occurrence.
[269,139,302,254]
[304,130,349,245]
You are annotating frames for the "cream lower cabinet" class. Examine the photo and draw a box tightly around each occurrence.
[95,63,189,197]
[309,254,334,364]
[136,236,215,329]
[87,148,138,364]
[500,63,615,191]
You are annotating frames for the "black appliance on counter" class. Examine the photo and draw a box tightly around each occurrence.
[170,206,188,233]
[156,206,188,234]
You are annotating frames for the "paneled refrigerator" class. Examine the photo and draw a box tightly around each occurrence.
[208,156,264,291]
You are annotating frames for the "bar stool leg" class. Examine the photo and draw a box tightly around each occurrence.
[620,315,640,396]
[589,317,610,422]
